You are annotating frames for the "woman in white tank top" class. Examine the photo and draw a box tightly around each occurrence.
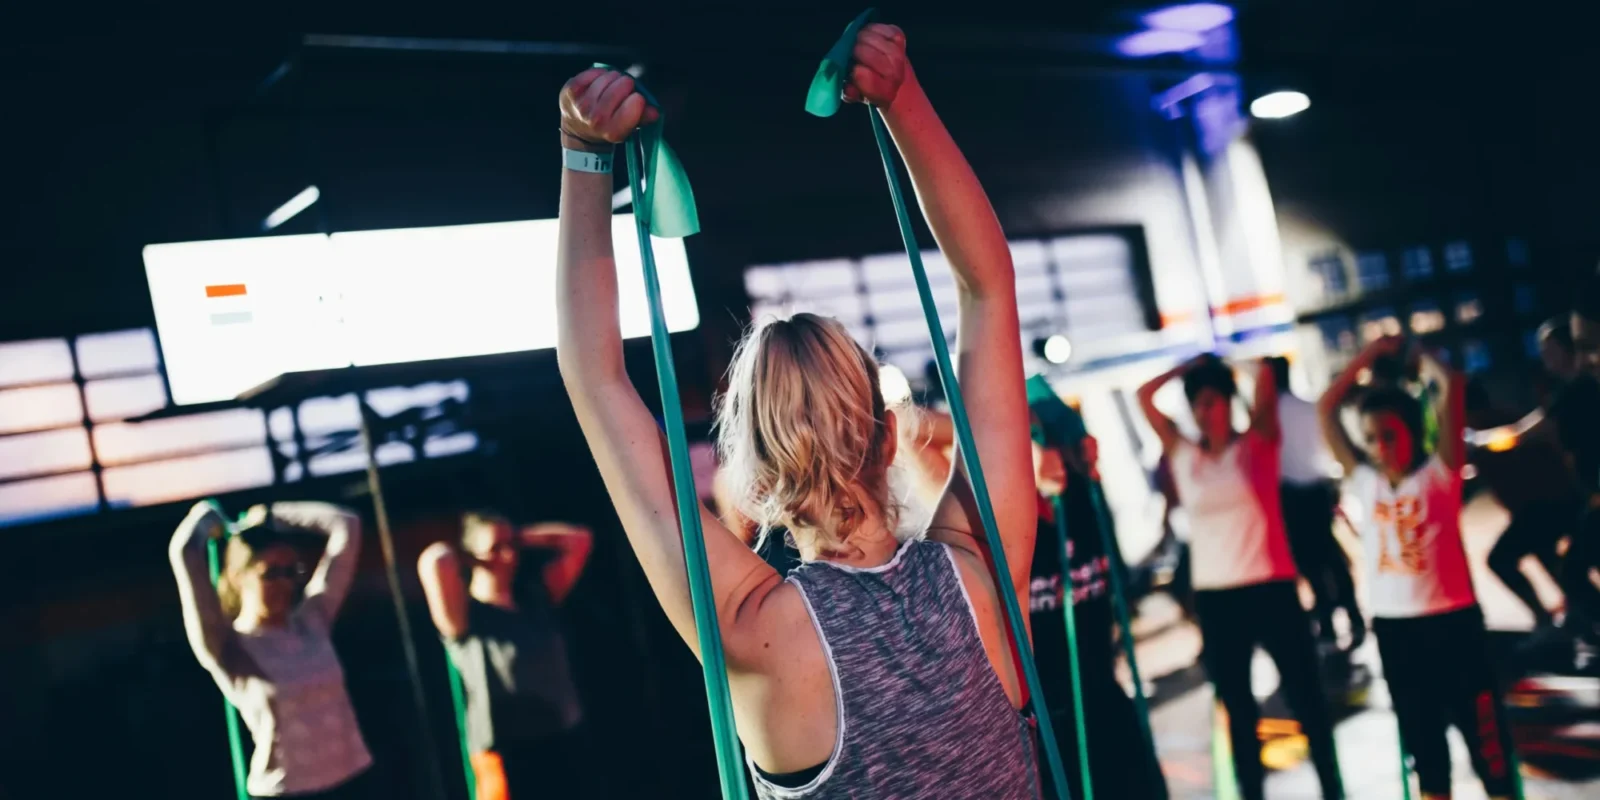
[1319,336,1517,800]
[1137,354,1343,800]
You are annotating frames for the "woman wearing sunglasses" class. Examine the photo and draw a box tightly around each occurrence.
[169,500,373,799]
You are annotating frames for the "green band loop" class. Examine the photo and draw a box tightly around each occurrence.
[593,63,700,239]
[623,129,746,798]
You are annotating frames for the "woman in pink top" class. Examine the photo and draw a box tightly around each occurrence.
[1320,336,1517,800]
[169,501,374,799]
[1138,354,1343,800]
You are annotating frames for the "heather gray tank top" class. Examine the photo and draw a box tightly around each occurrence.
[749,538,1041,800]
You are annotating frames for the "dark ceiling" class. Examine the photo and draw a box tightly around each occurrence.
[0,0,1577,341]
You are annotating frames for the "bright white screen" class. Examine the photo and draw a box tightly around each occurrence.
[144,216,699,405]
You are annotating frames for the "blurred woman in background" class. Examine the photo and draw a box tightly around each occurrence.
[418,511,592,800]
[168,500,372,800]
[1138,354,1344,800]
[1321,336,1517,800]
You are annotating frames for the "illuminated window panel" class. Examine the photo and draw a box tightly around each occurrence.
[1010,241,1050,276]
[1014,272,1054,302]
[0,472,101,526]
[307,441,412,476]
[93,408,266,467]
[364,381,469,418]
[1524,330,1541,359]
[1443,241,1472,273]
[294,394,361,438]
[0,428,94,481]
[1308,250,1350,301]
[1408,302,1446,335]
[0,384,84,435]
[84,374,169,422]
[1455,293,1483,325]
[75,329,161,378]
[1355,252,1390,291]
[861,251,954,290]
[101,447,275,508]
[0,338,75,388]
[1401,247,1434,282]
[424,431,479,458]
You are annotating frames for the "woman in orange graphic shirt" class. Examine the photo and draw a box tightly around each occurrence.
[1320,335,1517,800]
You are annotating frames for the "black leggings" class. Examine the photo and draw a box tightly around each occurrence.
[1195,581,1343,800]
[1041,672,1168,800]
[1487,496,1582,624]
[1373,607,1516,797]
[1281,482,1362,644]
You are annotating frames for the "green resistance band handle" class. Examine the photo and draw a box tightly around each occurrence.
[205,531,250,800]
[860,105,1071,799]
[617,103,747,797]
[446,659,477,800]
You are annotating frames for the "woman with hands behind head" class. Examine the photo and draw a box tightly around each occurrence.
[168,500,373,800]
[556,22,1042,800]
[417,512,593,800]
[1319,335,1517,800]
[1138,354,1343,800]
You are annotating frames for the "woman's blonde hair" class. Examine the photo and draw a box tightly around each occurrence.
[715,313,900,555]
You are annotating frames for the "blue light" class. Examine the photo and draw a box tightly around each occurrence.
[1142,3,1235,32]
[1116,29,1206,57]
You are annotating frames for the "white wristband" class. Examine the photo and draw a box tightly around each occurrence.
[563,148,613,174]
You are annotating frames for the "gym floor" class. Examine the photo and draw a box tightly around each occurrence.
[1134,495,1600,799]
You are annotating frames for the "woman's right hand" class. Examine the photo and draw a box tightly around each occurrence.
[558,68,660,148]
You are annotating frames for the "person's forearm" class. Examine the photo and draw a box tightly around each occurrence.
[1138,362,1187,401]
[556,163,626,387]
[270,502,357,538]
[878,77,1012,299]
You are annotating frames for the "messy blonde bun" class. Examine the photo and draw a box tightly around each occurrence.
[715,313,898,555]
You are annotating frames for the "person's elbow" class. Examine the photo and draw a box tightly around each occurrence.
[418,541,458,577]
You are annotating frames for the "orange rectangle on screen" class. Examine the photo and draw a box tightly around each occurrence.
[205,284,247,298]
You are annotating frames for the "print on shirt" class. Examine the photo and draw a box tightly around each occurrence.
[1029,536,1111,614]
[1372,496,1436,576]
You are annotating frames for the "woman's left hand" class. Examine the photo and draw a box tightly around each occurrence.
[842,23,913,108]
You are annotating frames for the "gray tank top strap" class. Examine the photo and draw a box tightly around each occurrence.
[750,538,1040,799]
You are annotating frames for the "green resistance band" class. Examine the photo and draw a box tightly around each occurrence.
[1033,425,1093,800]
[201,500,249,800]
[599,64,747,800]
[1029,377,1168,799]
[1211,702,1241,800]
[446,659,476,800]
[808,11,1071,797]
[1398,733,1414,800]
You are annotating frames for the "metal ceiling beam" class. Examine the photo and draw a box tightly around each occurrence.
[301,33,638,61]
